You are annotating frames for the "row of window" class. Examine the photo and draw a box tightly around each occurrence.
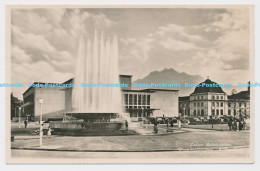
[192,95,224,100]
[124,94,150,106]
[194,102,204,107]
[228,109,247,115]
[211,109,224,115]
[228,102,247,107]
[193,109,205,116]
[212,102,223,107]
[125,106,150,109]
[212,95,224,100]
[184,102,248,108]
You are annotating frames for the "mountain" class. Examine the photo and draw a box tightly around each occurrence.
[133,68,204,96]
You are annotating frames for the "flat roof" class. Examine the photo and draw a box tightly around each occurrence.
[119,74,132,77]
[23,81,59,95]
[122,88,179,93]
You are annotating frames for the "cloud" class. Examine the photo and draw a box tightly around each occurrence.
[11,45,32,63]
[10,8,251,98]
[160,37,201,51]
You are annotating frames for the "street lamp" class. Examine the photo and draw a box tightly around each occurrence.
[39,98,44,147]
[18,107,21,128]
[183,107,186,120]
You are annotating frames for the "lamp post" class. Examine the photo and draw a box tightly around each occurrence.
[39,98,44,147]
[18,107,21,128]
[183,107,186,120]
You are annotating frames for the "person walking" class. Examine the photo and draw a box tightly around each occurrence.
[228,119,232,131]
[47,126,52,138]
[125,120,128,131]
[232,120,237,131]
[154,118,158,134]
[239,120,243,131]
[24,119,28,128]
[243,119,247,130]
[178,120,182,129]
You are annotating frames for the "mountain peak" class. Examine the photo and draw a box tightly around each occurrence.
[134,68,204,96]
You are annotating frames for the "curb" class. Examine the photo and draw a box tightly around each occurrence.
[11,146,250,153]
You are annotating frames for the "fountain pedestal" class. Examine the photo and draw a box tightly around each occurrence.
[49,112,136,136]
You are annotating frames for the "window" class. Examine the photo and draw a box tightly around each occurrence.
[212,102,215,107]
[201,109,204,116]
[197,110,200,115]
[239,103,241,107]
[124,94,128,105]
[201,102,204,107]
[228,103,231,107]
[194,110,196,116]
[142,95,146,105]
[197,96,200,100]
[221,109,223,115]
[212,96,215,100]
[212,109,215,115]
[194,103,196,107]
[221,102,223,107]
[201,96,203,100]
[147,95,150,105]
[216,110,219,115]
[134,94,137,105]
[138,95,141,105]
[197,102,200,107]
[217,96,219,100]
[129,94,132,105]
[221,96,223,100]
[244,103,247,107]
[217,102,219,107]
[228,110,231,115]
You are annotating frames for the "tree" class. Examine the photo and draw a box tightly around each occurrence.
[10,93,23,119]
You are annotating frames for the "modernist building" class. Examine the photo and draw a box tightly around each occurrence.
[22,75,179,121]
[179,79,250,118]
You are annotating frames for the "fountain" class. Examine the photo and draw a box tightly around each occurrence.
[72,30,122,113]
[49,30,155,136]
[49,30,133,136]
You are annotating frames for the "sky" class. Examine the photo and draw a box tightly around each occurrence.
[10,7,252,99]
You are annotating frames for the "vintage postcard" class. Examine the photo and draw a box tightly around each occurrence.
[5,5,254,164]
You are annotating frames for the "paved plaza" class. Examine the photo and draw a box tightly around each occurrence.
[11,122,250,156]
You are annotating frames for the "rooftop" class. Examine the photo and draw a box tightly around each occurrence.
[191,79,225,95]
[228,90,250,100]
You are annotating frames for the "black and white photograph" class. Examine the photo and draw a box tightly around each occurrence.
[4,5,255,164]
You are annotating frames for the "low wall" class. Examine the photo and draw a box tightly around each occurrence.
[49,121,125,136]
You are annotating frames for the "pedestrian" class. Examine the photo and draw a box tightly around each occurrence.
[170,119,174,127]
[228,119,232,131]
[243,119,247,130]
[232,120,237,131]
[47,126,52,138]
[239,120,243,131]
[125,120,128,131]
[178,120,182,129]
[24,119,28,128]
[154,118,158,134]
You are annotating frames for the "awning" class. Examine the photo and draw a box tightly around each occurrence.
[21,102,33,107]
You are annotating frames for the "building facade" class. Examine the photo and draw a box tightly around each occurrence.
[179,79,250,119]
[23,75,179,121]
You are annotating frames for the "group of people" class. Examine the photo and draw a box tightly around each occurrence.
[153,118,182,134]
[228,118,246,131]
